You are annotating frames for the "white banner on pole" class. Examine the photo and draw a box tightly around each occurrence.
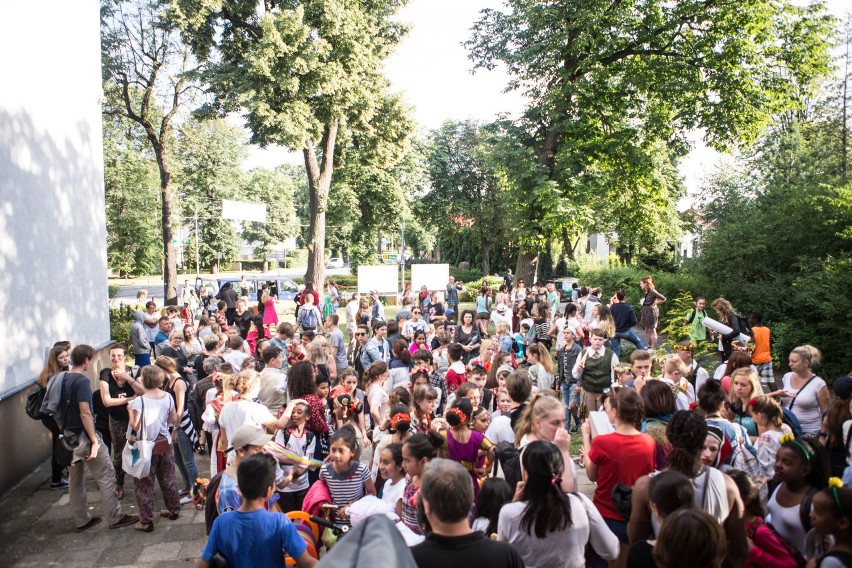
[411,264,450,292]
[222,199,267,222]
[357,265,399,295]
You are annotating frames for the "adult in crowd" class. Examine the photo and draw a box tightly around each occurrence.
[581,387,656,566]
[326,314,349,374]
[370,290,386,330]
[640,380,676,470]
[609,290,646,358]
[36,345,71,489]
[823,376,852,477]
[769,345,828,436]
[675,341,710,393]
[498,440,619,568]
[130,310,151,367]
[709,297,745,361]
[410,459,524,568]
[127,365,181,532]
[61,345,138,532]
[155,356,199,501]
[639,276,666,350]
[446,276,462,315]
[215,282,239,325]
[98,343,143,500]
[257,346,288,417]
[361,322,390,372]
[514,391,576,492]
[454,310,481,364]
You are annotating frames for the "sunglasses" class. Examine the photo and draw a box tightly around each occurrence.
[355,332,366,336]
[412,311,421,314]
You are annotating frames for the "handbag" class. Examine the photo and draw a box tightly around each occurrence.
[122,398,155,478]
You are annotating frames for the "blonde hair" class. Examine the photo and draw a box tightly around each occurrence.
[140,365,166,389]
[526,343,554,375]
[480,339,495,354]
[514,390,563,446]
[729,368,761,405]
[710,298,735,323]
[790,344,821,368]
[663,355,689,377]
[232,369,259,396]
[308,342,326,365]
[496,321,511,335]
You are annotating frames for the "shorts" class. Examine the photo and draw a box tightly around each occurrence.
[603,518,629,543]
[476,312,490,320]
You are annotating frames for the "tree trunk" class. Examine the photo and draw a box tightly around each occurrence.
[156,151,178,305]
[303,119,339,291]
[482,246,491,276]
[515,251,538,286]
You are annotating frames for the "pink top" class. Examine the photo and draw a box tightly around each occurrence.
[262,299,278,325]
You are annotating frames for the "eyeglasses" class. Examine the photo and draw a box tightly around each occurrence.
[355,332,366,336]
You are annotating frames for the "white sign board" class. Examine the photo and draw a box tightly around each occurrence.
[357,265,399,295]
[411,264,450,292]
[222,199,267,223]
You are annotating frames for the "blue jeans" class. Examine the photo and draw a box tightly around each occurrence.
[173,427,198,491]
[610,329,646,358]
[561,382,581,429]
[134,352,151,367]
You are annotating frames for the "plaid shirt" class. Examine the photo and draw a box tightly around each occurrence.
[446,284,460,307]
[429,371,448,416]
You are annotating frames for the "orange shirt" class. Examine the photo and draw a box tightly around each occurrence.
[751,326,771,364]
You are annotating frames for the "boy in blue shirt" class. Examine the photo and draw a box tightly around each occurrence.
[199,453,317,568]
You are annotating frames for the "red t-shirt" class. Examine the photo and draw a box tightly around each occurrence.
[587,432,656,520]
[445,369,466,393]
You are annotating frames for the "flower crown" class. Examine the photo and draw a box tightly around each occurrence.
[732,341,754,353]
[673,343,693,352]
[467,361,486,373]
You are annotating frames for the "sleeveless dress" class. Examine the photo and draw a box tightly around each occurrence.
[446,429,493,498]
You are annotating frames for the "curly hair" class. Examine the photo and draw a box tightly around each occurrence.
[665,410,708,477]
[287,361,316,400]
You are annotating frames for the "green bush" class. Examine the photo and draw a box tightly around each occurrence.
[109,305,135,347]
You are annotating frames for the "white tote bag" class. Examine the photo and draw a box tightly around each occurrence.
[122,398,153,478]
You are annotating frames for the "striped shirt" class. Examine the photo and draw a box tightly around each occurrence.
[400,479,421,534]
[319,461,371,510]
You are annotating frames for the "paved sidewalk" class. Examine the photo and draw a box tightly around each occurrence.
[0,458,210,567]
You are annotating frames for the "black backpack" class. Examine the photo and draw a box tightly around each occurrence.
[25,386,47,420]
[492,441,522,491]
[735,313,754,340]
[204,472,226,535]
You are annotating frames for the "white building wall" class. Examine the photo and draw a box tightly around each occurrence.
[0,0,110,396]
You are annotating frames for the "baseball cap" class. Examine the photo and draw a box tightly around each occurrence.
[227,425,272,452]
[833,376,852,400]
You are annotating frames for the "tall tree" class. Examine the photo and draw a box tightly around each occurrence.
[172,0,410,289]
[175,117,246,272]
[102,114,162,276]
[102,0,196,303]
[467,0,836,281]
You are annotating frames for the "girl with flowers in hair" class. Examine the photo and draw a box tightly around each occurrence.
[371,403,414,481]
[443,397,494,498]
[766,434,830,554]
[497,440,619,568]
[809,477,852,567]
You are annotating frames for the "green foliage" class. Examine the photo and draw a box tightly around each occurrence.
[554,258,569,278]
[466,0,837,267]
[241,168,299,258]
[102,114,162,276]
[109,305,136,347]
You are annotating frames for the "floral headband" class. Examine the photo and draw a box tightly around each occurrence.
[390,413,412,431]
[780,433,810,463]
[732,341,754,353]
[467,361,486,373]
[446,408,468,429]
[828,477,845,516]
[673,343,693,352]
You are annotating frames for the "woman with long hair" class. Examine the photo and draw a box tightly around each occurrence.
[514,390,576,493]
[728,368,762,440]
[525,343,555,391]
[581,387,656,566]
[592,303,616,344]
[628,410,747,566]
[475,286,493,337]
[709,297,746,361]
[454,309,481,364]
[822,376,852,476]
[498,440,619,568]
[640,276,666,349]
[641,380,676,470]
[154,356,199,500]
[363,361,390,433]
[355,298,371,329]
[37,345,71,489]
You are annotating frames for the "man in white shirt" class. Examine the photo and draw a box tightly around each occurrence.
[402,308,428,340]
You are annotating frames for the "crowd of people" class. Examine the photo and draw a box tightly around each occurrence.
[30,272,852,568]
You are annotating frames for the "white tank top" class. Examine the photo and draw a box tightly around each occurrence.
[650,466,729,535]
[766,485,807,553]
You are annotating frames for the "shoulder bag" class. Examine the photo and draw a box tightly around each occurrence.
[122,397,155,478]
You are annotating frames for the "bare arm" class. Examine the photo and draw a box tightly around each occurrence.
[295,551,318,568]
[816,385,830,416]
[627,475,652,543]
[99,380,134,408]
[364,477,377,496]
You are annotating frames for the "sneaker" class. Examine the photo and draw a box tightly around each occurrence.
[109,514,139,529]
[180,496,193,505]
[50,480,69,489]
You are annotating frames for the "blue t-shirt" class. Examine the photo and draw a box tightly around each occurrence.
[202,508,307,568]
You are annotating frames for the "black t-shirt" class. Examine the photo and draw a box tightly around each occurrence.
[61,373,93,435]
[411,532,524,568]
[98,367,135,422]
[235,311,253,339]
[194,353,210,380]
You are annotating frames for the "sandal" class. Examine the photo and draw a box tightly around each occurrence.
[134,522,154,532]
[160,509,179,520]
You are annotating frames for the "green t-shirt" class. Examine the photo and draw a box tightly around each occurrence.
[686,309,707,341]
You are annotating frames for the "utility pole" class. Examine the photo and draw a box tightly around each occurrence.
[400,221,405,302]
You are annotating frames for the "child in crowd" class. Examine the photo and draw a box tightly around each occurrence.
[809,479,852,568]
[472,477,513,537]
[409,330,430,353]
[377,443,406,509]
[329,368,365,405]
[399,431,447,535]
[727,469,801,568]
[467,364,492,411]
[493,387,512,418]
[412,384,437,433]
[445,343,467,394]
[200,454,315,568]
[444,398,494,499]
[749,395,786,480]
[318,426,376,525]
[447,381,481,410]
[372,404,414,481]
[766,435,830,555]
[412,348,446,415]
[274,402,315,513]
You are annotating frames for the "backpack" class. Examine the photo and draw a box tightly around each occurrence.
[747,518,806,568]
[781,406,804,439]
[302,307,319,329]
[735,313,754,340]
[492,441,522,490]
[26,386,47,420]
[203,471,226,535]
[280,428,316,455]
